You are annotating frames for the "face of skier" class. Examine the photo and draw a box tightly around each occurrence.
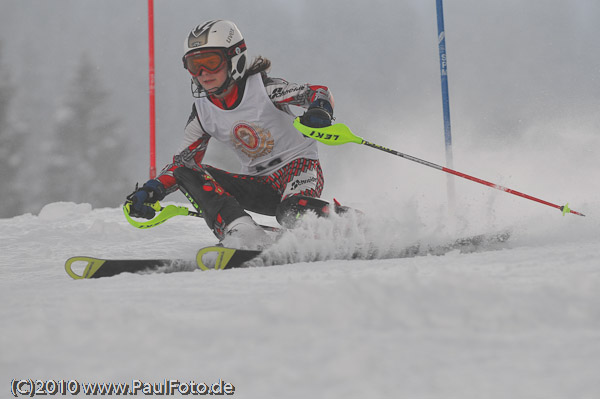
[184,49,229,95]
[196,65,228,94]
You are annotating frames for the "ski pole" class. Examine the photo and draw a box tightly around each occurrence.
[294,118,585,217]
[123,201,283,231]
[123,201,202,229]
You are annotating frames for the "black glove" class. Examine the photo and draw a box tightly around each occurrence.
[299,100,333,128]
[126,179,167,219]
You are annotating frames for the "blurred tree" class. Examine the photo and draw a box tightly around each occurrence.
[0,43,26,218]
[46,53,131,208]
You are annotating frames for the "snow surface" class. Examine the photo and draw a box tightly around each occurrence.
[2,2,599,396]
[1,196,599,398]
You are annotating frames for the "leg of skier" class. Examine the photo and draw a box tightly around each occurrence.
[272,159,359,227]
[276,195,331,228]
[271,159,330,228]
[174,159,343,247]
[173,166,275,250]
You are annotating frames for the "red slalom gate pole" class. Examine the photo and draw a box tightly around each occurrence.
[147,0,157,179]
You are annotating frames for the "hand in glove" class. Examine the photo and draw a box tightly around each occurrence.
[126,179,167,219]
[299,100,333,128]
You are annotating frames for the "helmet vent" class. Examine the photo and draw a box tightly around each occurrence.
[236,54,246,73]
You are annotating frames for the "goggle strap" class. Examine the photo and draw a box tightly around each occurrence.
[226,40,246,58]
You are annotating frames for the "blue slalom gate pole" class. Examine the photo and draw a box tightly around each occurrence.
[436,0,456,211]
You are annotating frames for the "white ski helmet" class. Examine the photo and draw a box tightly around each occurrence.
[183,20,248,96]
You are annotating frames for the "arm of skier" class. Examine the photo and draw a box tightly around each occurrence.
[155,105,211,193]
[264,77,334,127]
[126,105,211,218]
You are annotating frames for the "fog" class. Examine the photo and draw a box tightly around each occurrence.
[0,0,598,219]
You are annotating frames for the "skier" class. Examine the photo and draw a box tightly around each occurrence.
[126,20,336,250]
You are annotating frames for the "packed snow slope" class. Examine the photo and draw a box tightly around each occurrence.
[1,190,599,398]
[2,110,599,399]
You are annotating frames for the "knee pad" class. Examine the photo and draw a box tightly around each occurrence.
[276,195,330,228]
[173,167,245,238]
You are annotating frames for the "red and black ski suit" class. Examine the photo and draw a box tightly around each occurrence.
[154,72,334,238]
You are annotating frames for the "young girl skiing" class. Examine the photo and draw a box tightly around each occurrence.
[126,20,335,249]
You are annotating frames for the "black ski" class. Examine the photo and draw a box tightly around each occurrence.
[64,257,194,279]
[394,230,512,258]
[196,246,262,270]
[65,246,262,279]
[65,231,511,279]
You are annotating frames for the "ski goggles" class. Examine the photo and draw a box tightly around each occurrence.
[184,50,227,76]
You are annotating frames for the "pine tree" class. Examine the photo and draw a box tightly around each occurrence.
[46,53,131,208]
[0,43,26,218]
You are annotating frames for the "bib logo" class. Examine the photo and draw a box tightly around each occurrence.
[231,122,274,160]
